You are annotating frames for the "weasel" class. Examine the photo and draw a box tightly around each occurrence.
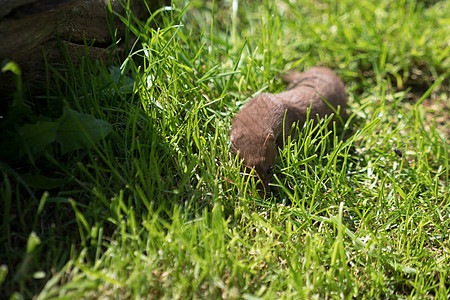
[230,67,347,189]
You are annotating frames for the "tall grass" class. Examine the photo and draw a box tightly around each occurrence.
[1,0,449,298]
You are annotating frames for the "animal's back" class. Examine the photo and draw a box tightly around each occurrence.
[279,67,347,119]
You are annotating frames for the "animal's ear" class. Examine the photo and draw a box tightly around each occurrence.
[263,132,275,148]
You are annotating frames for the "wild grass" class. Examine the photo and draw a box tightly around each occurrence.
[1,0,449,298]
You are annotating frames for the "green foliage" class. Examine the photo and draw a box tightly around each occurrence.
[56,106,112,155]
[1,104,112,162]
[0,67,112,161]
[1,0,449,299]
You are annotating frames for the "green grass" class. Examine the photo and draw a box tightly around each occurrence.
[1,0,450,298]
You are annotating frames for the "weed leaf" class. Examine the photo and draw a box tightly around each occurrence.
[56,106,112,154]
[21,174,68,189]
[18,121,58,158]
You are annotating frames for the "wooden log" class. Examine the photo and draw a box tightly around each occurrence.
[0,0,166,93]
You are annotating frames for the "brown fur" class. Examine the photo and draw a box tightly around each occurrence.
[230,67,347,188]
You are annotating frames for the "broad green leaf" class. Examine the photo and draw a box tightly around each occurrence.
[56,107,112,154]
[21,174,68,189]
[17,121,58,158]
[0,100,32,129]
[109,66,134,94]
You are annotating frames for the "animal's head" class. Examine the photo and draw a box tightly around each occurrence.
[230,131,277,189]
